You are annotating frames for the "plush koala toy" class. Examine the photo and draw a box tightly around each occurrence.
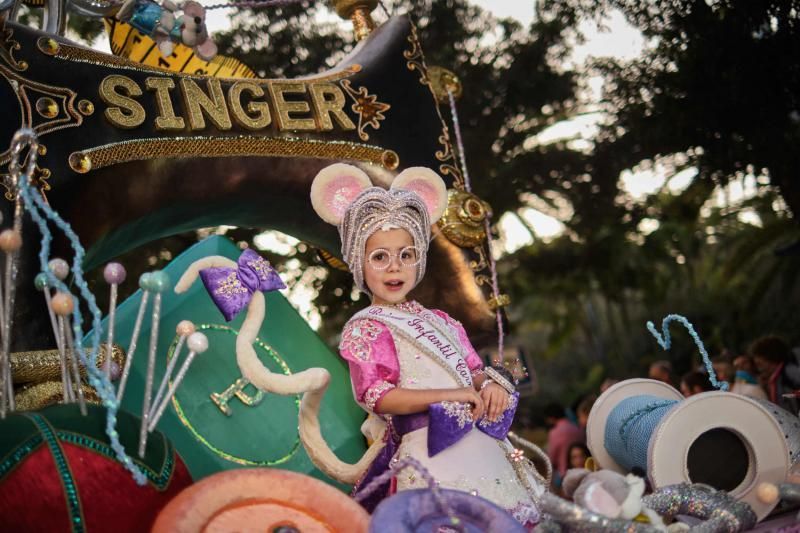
[115,0,217,61]
[563,469,673,530]
[178,1,218,61]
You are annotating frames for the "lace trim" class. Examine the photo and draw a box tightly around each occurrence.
[340,319,383,362]
[364,381,395,411]
[440,401,472,429]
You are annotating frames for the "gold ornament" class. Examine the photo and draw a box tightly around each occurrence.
[68,152,92,173]
[487,294,511,311]
[35,97,59,119]
[427,66,462,104]
[77,99,95,116]
[437,189,492,247]
[37,37,60,56]
[330,0,378,41]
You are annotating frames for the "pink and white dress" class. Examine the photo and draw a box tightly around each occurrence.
[339,301,543,527]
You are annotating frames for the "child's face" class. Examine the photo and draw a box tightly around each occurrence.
[569,447,588,469]
[363,228,417,306]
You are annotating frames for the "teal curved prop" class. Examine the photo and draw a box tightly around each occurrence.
[87,235,366,487]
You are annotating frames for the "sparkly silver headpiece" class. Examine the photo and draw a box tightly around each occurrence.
[310,164,448,295]
[340,187,431,294]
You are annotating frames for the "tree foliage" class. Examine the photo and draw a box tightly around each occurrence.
[33,0,800,403]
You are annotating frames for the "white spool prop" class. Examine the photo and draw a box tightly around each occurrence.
[649,391,789,520]
[587,379,791,521]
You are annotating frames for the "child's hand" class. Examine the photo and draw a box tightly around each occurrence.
[447,387,485,421]
[480,383,509,422]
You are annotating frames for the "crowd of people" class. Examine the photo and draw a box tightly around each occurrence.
[542,334,800,492]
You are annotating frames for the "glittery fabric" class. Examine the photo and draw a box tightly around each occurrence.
[539,483,757,532]
[11,344,125,384]
[643,484,757,532]
[338,187,431,294]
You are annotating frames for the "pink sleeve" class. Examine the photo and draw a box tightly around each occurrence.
[339,318,400,412]
[432,310,484,376]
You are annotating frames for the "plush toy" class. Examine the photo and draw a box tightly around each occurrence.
[562,468,670,530]
[178,1,217,61]
[116,0,217,61]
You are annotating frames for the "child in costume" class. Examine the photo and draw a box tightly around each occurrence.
[310,163,545,527]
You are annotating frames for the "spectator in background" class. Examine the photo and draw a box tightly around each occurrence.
[714,355,767,400]
[567,442,592,470]
[734,354,759,384]
[649,360,674,386]
[576,395,596,430]
[544,402,585,482]
[600,378,619,393]
[750,335,800,413]
[680,371,715,397]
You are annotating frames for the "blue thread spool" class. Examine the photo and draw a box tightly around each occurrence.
[604,395,678,474]
[587,379,793,521]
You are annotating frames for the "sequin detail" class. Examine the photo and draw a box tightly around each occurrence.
[364,381,395,411]
[57,431,175,490]
[509,501,540,528]
[215,271,248,299]
[471,367,484,378]
[0,435,43,479]
[393,300,423,314]
[26,414,85,533]
[341,319,383,362]
[440,401,472,429]
[246,257,274,281]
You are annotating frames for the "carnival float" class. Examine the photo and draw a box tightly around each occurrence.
[0,0,797,530]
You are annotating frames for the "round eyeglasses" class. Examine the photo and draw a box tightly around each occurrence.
[367,246,421,270]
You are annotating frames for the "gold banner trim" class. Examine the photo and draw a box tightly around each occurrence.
[69,136,399,172]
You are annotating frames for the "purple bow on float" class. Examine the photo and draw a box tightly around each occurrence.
[427,392,520,456]
[199,249,286,321]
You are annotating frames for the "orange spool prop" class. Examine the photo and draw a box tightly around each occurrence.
[153,468,370,532]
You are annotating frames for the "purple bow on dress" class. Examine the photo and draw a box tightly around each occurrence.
[427,392,519,456]
[199,249,286,321]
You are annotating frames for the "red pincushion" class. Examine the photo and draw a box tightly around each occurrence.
[0,404,193,532]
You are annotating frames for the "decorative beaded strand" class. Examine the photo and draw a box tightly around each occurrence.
[646,313,728,391]
[447,89,506,367]
[14,128,146,484]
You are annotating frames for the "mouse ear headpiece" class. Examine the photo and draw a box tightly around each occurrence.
[310,163,373,225]
[391,167,447,224]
